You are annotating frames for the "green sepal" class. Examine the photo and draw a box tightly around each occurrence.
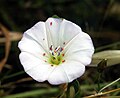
[52,15,60,18]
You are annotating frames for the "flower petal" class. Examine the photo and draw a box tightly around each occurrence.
[62,60,85,82]
[58,19,82,47]
[18,33,46,59]
[64,32,94,66]
[19,52,55,82]
[45,18,63,48]
[19,22,49,53]
[48,60,85,85]
[48,65,69,85]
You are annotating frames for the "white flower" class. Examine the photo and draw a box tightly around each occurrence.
[18,17,94,85]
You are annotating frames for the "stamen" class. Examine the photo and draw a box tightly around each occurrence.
[48,45,65,65]
[52,52,54,56]
[50,22,52,26]
[49,45,53,51]
[61,48,64,51]
[62,53,64,56]
[55,47,57,50]
[54,46,60,53]
[62,60,65,63]
[58,52,60,56]
[43,53,46,56]
[44,60,47,62]
[60,47,64,52]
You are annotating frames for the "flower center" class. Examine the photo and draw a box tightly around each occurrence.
[43,45,65,66]
[49,45,65,65]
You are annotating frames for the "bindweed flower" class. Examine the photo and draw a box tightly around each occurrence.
[18,17,94,85]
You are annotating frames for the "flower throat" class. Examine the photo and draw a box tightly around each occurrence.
[43,45,65,66]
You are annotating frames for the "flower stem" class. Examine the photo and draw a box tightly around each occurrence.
[99,77,120,92]
[83,88,120,98]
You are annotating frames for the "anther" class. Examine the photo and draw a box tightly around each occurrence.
[60,47,64,52]
[63,42,65,45]
[62,53,64,56]
[49,45,53,51]
[61,48,64,51]
[44,60,47,62]
[54,46,60,53]
[58,52,60,56]
[52,52,54,56]
[50,22,52,26]
[62,60,65,63]
[43,53,46,56]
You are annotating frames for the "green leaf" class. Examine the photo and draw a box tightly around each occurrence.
[2,88,59,98]
[66,80,81,98]
[97,59,107,73]
[2,71,25,80]
[72,80,81,98]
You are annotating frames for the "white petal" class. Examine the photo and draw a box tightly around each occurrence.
[48,60,85,85]
[48,65,69,85]
[19,52,54,82]
[45,18,63,48]
[58,19,82,47]
[18,33,46,59]
[19,22,49,53]
[62,60,85,82]
[65,32,94,66]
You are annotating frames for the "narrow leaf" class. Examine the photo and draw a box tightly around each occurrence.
[99,77,120,92]
[89,50,120,67]
[2,88,59,98]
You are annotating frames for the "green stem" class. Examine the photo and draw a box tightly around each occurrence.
[99,77,120,92]
[66,83,71,98]
[97,73,102,92]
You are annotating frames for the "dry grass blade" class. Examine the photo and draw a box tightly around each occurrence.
[0,24,11,72]
[89,50,120,67]
[83,88,120,98]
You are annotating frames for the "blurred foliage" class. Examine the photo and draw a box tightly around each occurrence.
[0,0,120,97]
[0,0,120,32]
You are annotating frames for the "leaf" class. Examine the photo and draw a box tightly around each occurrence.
[66,80,80,98]
[99,77,120,92]
[97,59,107,73]
[89,50,120,67]
[1,88,59,98]
[72,80,81,98]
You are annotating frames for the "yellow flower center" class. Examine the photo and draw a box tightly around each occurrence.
[43,45,65,66]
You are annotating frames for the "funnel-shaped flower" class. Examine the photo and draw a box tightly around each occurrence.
[18,17,94,85]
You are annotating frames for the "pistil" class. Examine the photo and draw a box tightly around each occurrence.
[48,45,65,65]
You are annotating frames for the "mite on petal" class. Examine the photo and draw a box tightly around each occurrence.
[18,17,94,85]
